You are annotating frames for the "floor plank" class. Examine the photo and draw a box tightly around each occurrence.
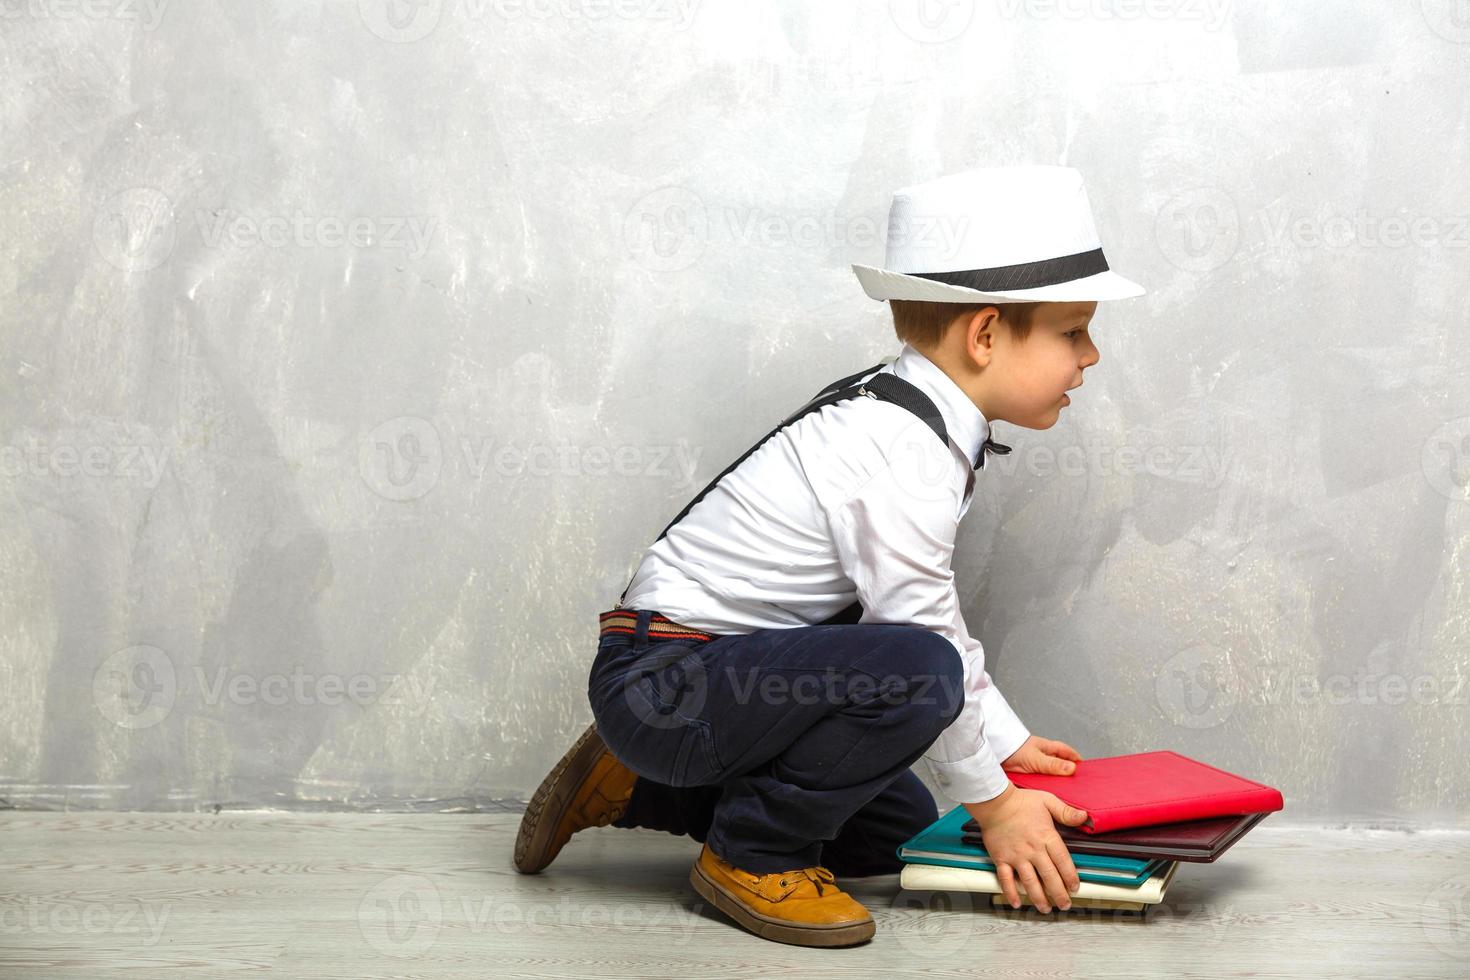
[1,813,1466,978]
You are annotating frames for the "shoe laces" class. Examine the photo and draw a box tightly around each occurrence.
[773,865,837,896]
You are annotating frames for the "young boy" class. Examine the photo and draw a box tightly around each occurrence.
[513,165,1146,947]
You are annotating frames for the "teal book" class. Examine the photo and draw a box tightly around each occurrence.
[897,805,1164,888]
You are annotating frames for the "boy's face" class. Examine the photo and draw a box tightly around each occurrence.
[970,300,1101,430]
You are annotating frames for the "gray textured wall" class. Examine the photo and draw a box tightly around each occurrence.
[1,1,1466,828]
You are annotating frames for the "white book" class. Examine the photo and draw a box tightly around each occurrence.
[990,893,1149,913]
[898,846,1150,881]
[900,858,1179,906]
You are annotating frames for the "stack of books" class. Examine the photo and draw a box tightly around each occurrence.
[896,750,1284,913]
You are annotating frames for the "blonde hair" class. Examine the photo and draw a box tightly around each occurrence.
[889,299,1041,348]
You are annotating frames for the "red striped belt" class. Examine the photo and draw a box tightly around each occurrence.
[598,608,718,644]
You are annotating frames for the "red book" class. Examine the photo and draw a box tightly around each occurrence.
[1005,750,1284,834]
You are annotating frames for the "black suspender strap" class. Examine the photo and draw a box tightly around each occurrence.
[616,361,954,611]
[858,373,948,446]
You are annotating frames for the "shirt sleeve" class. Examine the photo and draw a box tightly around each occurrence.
[826,450,1031,803]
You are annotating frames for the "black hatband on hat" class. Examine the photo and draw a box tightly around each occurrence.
[907,247,1109,293]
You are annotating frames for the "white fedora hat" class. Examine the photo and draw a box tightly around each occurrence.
[852,164,1145,303]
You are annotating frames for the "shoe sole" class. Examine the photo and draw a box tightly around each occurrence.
[689,859,876,948]
[513,722,609,874]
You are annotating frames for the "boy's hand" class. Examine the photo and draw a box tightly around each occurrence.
[1001,734,1083,776]
[963,785,1089,912]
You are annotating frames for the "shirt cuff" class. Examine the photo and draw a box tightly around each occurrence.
[922,681,1032,804]
[924,749,1013,804]
[977,681,1032,769]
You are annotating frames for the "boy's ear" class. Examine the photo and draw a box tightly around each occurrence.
[960,308,1002,367]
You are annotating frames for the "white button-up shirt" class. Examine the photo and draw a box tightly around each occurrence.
[620,342,1031,803]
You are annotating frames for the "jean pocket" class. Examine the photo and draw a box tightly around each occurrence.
[597,645,726,786]
[633,711,722,787]
[687,716,725,781]
[637,646,709,712]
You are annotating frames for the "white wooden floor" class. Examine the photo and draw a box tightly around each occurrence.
[1,812,1467,978]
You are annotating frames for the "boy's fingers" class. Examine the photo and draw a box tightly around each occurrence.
[996,862,1020,909]
[1046,739,1083,762]
[1034,857,1070,910]
[1017,862,1048,912]
[1046,836,1081,894]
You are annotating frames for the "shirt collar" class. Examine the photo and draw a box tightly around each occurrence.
[887,342,992,470]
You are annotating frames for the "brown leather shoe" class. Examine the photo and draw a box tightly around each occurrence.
[688,842,876,947]
[513,722,638,874]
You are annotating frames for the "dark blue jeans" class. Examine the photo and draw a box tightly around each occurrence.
[587,608,965,875]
